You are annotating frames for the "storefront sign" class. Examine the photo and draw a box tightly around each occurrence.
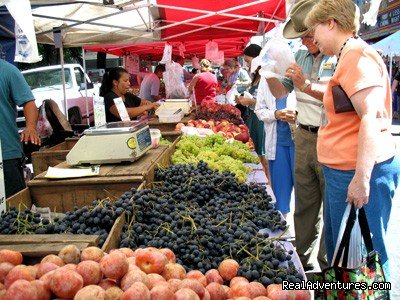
[359,0,400,41]
[0,140,6,214]
[124,53,140,74]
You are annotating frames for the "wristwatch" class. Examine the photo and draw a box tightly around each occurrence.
[300,79,311,92]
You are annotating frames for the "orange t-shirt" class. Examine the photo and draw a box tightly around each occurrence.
[317,38,392,170]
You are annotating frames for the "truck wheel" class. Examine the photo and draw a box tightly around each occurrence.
[68,107,82,125]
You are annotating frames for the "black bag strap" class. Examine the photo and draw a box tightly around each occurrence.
[333,206,374,268]
[333,205,356,267]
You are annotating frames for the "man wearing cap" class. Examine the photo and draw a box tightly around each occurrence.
[265,0,336,271]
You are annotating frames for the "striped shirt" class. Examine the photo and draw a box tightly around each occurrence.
[281,47,336,127]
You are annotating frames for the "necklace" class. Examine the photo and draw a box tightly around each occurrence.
[333,35,357,73]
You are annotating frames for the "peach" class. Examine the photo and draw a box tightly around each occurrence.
[58,245,80,264]
[50,269,83,298]
[121,269,149,291]
[217,259,239,281]
[121,281,150,300]
[205,269,223,285]
[4,265,35,288]
[74,285,105,300]
[168,279,182,293]
[80,247,104,262]
[31,280,51,300]
[136,248,168,274]
[98,279,117,290]
[3,279,37,300]
[174,288,200,300]
[0,250,22,266]
[229,277,248,288]
[0,263,14,283]
[105,286,124,300]
[179,278,205,299]
[76,260,102,286]
[162,263,186,280]
[147,273,166,289]
[249,281,267,298]
[159,248,176,263]
[100,252,129,280]
[41,255,64,267]
[206,282,226,300]
[253,297,272,300]
[150,284,174,300]
[227,283,252,298]
[186,270,207,287]
[36,262,59,279]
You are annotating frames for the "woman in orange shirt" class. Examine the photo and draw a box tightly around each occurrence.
[306,0,399,278]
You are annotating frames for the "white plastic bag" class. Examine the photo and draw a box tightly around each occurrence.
[332,203,362,268]
[36,103,53,138]
[163,62,188,99]
[225,84,238,106]
[251,38,295,79]
[192,55,200,70]
[160,44,172,64]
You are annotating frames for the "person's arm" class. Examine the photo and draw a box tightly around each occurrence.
[109,102,159,119]
[266,78,290,99]
[188,75,199,93]
[285,62,325,101]
[391,79,399,93]
[346,85,387,208]
[20,101,41,145]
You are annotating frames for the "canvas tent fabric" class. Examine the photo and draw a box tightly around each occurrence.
[1,0,287,60]
[371,30,400,55]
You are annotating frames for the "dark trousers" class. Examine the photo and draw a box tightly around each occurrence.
[3,158,26,198]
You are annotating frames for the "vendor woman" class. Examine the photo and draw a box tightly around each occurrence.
[100,67,159,122]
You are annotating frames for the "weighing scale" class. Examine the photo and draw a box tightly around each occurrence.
[66,121,152,166]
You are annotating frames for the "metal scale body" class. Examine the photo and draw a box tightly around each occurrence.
[66,121,152,166]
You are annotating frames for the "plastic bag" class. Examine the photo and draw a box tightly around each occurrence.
[160,43,172,64]
[251,38,295,79]
[212,51,224,65]
[205,41,219,61]
[332,203,362,268]
[163,61,188,99]
[225,84,238,106]
[36,103,53,138]
[192,55,200,69]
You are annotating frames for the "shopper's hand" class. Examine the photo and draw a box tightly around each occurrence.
[284,109,297,124]
[150,102,161,110]
[347,174,370,208]
[236,96,252,106]
[285,63,307,90]
[20,126,41,146]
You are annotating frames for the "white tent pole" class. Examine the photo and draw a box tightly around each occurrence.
[82,48,90,125]
[60,45,67,121]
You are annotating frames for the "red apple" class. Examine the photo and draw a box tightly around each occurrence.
[135,248,168,274]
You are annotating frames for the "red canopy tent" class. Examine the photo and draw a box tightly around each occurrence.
[84,0,286,60]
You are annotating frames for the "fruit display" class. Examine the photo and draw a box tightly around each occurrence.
[0,246,310,299]
[176,119,251,144]
[195,102,244,125]
[115,163,305,289]
[171,135,259,182]
[0,199,124,247]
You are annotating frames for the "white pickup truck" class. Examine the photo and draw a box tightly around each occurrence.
[18,64,95,128]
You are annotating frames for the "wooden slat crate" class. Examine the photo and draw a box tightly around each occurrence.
[31,137,79,176]
[26,146,170,211]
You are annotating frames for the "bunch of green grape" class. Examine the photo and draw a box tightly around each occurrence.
[171,135,259,182]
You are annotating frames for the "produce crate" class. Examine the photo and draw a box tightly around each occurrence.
[147,115,191,132]
[4,192,128,259]
[31,137,80,176]
[26,146,171,211]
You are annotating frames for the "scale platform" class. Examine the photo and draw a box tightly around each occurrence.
[66,121,152,166]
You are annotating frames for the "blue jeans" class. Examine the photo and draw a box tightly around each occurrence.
[322,155,400,279]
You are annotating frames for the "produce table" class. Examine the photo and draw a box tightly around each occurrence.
[24,145,172,212]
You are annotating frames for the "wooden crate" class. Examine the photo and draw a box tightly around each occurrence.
[147,116,190,132]
[31,137,80,176]
[26,146,170,212]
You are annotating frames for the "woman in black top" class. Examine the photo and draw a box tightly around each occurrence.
[100,67,159,122]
